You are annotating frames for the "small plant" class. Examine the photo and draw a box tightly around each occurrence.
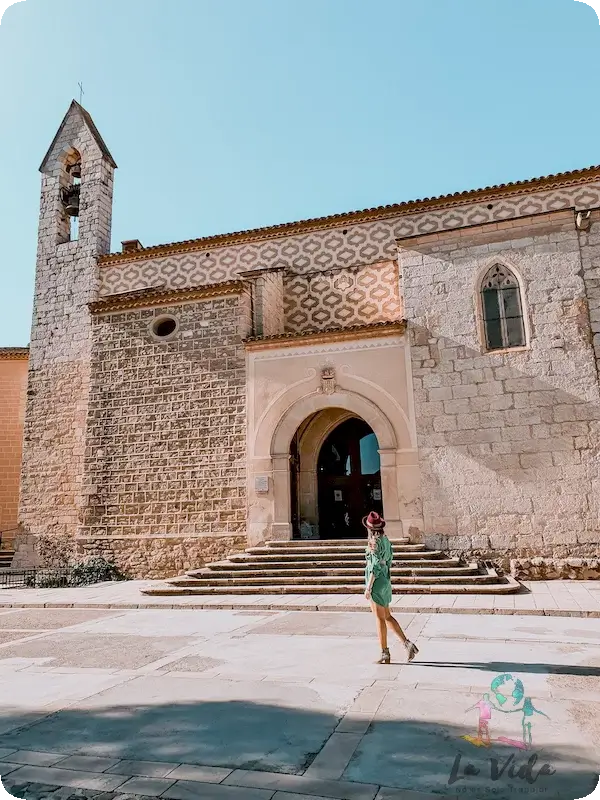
[68,556,124,586]
[23,538,126,588]
[35,569,70,588]
[36,534,75,569]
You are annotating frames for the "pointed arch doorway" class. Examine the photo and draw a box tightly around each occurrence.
[291,411,383,540]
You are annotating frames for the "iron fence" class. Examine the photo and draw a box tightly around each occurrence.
[0,568,72,589]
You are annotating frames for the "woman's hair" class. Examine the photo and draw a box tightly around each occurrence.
[368,527,385,552]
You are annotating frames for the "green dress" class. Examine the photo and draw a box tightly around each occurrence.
[365,535,393,607]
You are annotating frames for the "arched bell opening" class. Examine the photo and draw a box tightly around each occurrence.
[58,148,82,243]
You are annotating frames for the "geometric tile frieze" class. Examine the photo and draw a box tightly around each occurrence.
[99,181,600,297]
[283,262,402,333]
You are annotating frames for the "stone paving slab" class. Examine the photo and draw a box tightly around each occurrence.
[0,610,119,630]
[0,634,191,670]
[0,677,359,774]
[0,632,45,644]
[0,607,598,800]
[116,776,177,795]
[162,781,274,799]
[105,759,200,779]
[1,581,600,617]
[222,769,379,799]
[4,764,129,791]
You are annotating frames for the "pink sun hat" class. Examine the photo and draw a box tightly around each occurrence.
[363,511,385,530]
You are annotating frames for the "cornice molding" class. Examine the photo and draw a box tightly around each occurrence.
[244,321,406,352]
[89,280,244,315]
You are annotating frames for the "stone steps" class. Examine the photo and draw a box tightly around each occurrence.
[0,550,14,568]
[230,549,445,563]
[168,572,499,588]
[194,556,462,573]
[246,543,426,556]
[186,562,477,579]
[141,537,521,596]
[265,537,411,547]
[143,580,520,596]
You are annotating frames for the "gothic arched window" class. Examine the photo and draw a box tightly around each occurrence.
[480,264,526,351]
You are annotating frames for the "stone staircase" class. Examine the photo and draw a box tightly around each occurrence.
[141,538,520,596]
[0,529,16,569]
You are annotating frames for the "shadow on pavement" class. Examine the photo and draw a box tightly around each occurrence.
[414,661,600,677]
[0,701,596,800]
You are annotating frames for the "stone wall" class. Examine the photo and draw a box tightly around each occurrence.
[76,534,247,579]
[20,361,91,538]
[252,270,284,337]
[17,104,115,564]
[511,558,600,581]
[400,209,600,560]
[0,353,28,536]
[79,294,248,556]
[579,211,600,377]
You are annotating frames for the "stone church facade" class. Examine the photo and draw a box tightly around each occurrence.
[12,102,600,577]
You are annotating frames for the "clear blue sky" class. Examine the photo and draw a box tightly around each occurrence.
[0,0,598,346]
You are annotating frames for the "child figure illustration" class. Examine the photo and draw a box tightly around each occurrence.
[495,697,550,749]
[462,693,494,746]
[462,674,550,750]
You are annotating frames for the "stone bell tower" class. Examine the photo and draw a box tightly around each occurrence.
[15,102,116,564]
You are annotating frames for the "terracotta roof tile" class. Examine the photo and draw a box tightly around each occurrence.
[0,347,29,360]
[99,164,600,265]
[89,279,244,314]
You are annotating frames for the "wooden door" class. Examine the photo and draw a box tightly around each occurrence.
[317,418,383,539]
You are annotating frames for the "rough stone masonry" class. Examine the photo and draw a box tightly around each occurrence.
[12,100,600,578]
[399,210,600,564]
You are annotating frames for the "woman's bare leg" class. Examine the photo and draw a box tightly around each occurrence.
[384,608,409,644]
[385,608,419,661]
[370,601,388,650]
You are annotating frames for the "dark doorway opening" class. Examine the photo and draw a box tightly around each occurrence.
[317,417,382,539]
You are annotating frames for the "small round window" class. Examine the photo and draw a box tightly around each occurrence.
[150,315,178,340]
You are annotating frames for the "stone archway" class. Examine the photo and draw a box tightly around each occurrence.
[256,389,406,542]
[291,407,355,538]
[292,412,384,539]
[246,340,423,547]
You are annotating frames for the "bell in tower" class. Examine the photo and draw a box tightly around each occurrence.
[61,161,82,218]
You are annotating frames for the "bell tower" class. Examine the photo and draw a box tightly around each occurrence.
[15,101,116,563]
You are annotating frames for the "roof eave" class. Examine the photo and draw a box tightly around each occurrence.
[98,164,600,266]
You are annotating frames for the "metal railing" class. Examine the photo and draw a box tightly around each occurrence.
[0,568,71,590]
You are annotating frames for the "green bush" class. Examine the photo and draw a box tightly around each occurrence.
[23,557,125,588]
[68,556,124,586]
[35,570,69,588]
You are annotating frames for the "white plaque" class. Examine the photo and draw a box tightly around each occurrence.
[255,476,269,494]
[334,490,343,502]
[373,489,382,501]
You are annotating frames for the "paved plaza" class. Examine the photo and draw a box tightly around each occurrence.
[2,580,600,617]
[0,601,597,800]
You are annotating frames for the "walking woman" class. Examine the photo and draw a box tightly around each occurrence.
[363,511,419,664]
